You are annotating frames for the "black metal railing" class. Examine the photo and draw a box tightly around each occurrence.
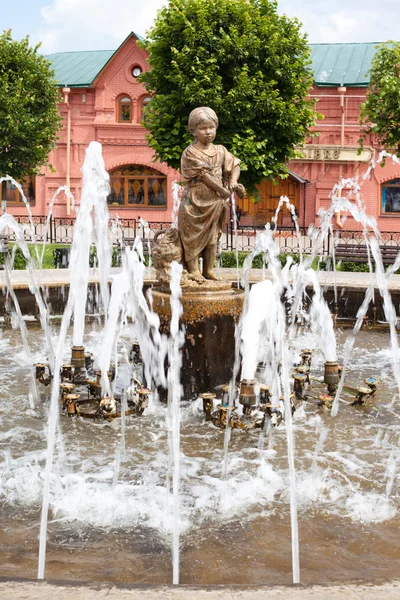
[220,223,328,256]
[6,216,48,242]
[5,216,172,245]
[326,229,400,259]
[4,215,400,262]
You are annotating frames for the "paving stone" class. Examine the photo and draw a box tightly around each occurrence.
[1,581,400,600]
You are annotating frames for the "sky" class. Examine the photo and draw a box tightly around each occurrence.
[2,0,399,54]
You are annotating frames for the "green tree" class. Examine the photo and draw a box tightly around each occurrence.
[359,41,400,155]
[140,0,316,191]
[0,30,61,188]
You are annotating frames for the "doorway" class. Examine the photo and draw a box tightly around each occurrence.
[238,174,300,227]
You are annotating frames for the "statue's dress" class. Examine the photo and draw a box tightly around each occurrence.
[178,143,240,262]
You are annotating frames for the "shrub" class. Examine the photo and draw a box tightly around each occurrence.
[336,261,372,272]
[219,250,301,269]
[89,246,123,268]
[12,247,28,269]
[0,245,28,269]
[219,251,265,269]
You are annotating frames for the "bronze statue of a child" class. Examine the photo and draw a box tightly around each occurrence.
[178,107,245,281]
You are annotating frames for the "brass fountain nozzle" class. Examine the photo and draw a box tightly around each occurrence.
[61,364,74,381]
[293,372,307,399]
[199,392,216,421]
[99,396,117,415]
[352,386,372,406]
[255,361,267,381]
[64,393,80,415]
[324,361,339,393]
[84,352,94,370]
[33,362,52,386]
[318,393,333,409]
[71,345,85,369]
[239,379,256,416]
[34,363,47,379]
[220,383,239,405]
[131,341,142,364]
[258,384,271,404]
[365,377,379,395]
[136,387,151,415]
[300,349,313,367]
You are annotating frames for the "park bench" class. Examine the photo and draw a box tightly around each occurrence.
[121,236,152,258]
[0,234,8,270]
[334,243,400,265]
[53,246,71,268]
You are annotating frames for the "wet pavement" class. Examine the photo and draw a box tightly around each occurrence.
[0,579,400,599]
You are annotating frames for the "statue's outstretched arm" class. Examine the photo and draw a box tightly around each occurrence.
[226,158,245,198]
[200,172,231,199]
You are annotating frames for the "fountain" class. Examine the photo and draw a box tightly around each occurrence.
[0,114,399,589]
[150,107,245,401]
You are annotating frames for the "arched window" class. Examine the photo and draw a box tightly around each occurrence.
[382,178,400,213]
[118,96,132,123]
[108,165,167,207]
[140,96,151,124]
[0,177,35,206]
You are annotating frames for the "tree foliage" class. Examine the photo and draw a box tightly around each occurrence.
[0,30,62,181]
[140,0,316,190]
[359,41,400,155]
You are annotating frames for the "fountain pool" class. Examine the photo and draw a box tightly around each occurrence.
[1,141,400,587]
[0,324,399,585]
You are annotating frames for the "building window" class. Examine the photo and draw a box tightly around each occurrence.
[118,96,132,122]
[108,165,167,207]
[382,178,400,213]
[0,178,35,206]
[131,65,142,78]
[141,97,151,124]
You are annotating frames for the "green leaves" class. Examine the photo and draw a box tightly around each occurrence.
[360,41,400,155]
[139,0,316,190]
[0,30,61,181]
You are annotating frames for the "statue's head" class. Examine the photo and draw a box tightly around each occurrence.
[188,107,218,135]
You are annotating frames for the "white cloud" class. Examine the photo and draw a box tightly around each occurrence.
[279,1,399,44]
[30,0,400,53]
[32,0,167,53]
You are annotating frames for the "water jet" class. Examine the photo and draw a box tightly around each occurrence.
[0,131,400,589]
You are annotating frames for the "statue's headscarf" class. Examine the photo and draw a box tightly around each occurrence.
[188,107,218,135]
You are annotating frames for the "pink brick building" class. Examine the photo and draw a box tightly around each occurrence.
[240,44,400,232]
[4,36,400,233]
[4,33,179,223]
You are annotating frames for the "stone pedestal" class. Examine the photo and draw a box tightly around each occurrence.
[151,283,244,400]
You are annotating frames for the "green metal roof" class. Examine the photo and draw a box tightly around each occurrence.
[45,39,378,88]
[310,42,379,87]
[45,32,145,87]
[45,49,115,87]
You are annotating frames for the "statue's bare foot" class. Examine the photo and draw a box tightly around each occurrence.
[189,270,204,283]
[203,270,220,281]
